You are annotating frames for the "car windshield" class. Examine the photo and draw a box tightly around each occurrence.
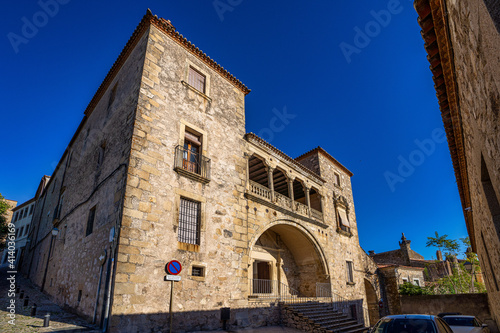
[374,318,436,333]
[442,317,475,327]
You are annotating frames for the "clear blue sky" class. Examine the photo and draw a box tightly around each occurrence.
[0,0,468,259]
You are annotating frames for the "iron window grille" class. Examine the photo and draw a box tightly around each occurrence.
[178,198,201,245]
[191,266,205,277]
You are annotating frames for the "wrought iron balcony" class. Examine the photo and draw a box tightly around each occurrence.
[174,145,211,183]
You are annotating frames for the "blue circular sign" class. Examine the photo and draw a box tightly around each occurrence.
[166,260,182,275]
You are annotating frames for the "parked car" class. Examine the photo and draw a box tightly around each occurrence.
[441,315,489,333]
[371,315,454,333]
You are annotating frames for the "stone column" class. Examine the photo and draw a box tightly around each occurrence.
[304,185,311,218]
[267,166,275,202]
[288,178,295,211]
[244,153,251,191]
[319,193,324,218]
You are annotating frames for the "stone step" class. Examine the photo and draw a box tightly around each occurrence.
[318,318,358,328]
[341,326,369,333]
[328,322,364,332]
[306,312,347,321]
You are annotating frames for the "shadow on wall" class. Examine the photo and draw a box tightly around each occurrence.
[107,299,368,332]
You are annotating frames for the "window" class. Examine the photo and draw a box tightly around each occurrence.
[97,143,106,168]
[346,261,354,283]
[13,212,18,222]
[191,266,205,277]
[107,83,118,110]
[24,226,29,236]
[86,206,96,236]
[183,131,201,174]
[174,123,210,182]
[188,66,206,94]
[29,204,34,215]
[19,227,24,237]
[337,207,350,231]
[334,172,341,187]
[402,278,408,283]
[23,208,28,218]
[178,198,201,245]
[413,279,420,286]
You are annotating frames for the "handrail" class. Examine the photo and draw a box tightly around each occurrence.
[249,180,271,200]
[250,279,370,325]
[174,145,210,180]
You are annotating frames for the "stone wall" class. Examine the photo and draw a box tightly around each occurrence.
[110,22,250,331]
[21,26,148,324]
[444,0,500,325]
[400,294,493,324]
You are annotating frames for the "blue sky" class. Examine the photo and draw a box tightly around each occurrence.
[0,0,468,259]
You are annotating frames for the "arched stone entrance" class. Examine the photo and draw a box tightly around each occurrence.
[364,279,379,326]
[249,221,329,298]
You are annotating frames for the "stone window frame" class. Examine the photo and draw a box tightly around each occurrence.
[173,188,206,252]
[413,278,420,286]
[346,260,355,285]
[189,261,207,281]
[181,59,211,101]
[179,120,208,160]
[334,171,342,188]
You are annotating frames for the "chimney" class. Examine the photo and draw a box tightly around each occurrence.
[436,250,443,261]
[368,250,375,255]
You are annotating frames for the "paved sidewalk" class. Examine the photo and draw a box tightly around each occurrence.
[0,265,99,332]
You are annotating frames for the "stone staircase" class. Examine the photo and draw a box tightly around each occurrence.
[282,301,369,333]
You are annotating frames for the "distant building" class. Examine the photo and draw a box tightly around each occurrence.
[414,0,500,324]
[2,176,50,268]
[21,10,382,332]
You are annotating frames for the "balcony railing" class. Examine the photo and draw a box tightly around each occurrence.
[275,192,292,209]
[311,208,323,221]
[294,201,309,216]
[174,145,210,183]
[249,180,271,200]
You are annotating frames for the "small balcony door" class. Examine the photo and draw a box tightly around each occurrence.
[183,138,200,174]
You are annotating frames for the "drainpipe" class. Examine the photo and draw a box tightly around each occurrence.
[101,165,127,332]
[93,249,107,324]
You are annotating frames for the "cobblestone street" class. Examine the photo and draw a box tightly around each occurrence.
[0,265,99,332]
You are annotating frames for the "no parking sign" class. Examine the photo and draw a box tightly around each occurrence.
[165,260,182,275]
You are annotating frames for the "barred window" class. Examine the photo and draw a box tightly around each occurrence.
[346,261,354,283]
[188,67,206,94]
[178,198,201,245]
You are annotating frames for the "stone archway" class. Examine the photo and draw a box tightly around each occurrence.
[364,279,379,326]
[249,221,329,298]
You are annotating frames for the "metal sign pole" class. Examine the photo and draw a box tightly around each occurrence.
[169,279,174,333]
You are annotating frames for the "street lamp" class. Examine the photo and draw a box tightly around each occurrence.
[41,227,59,292]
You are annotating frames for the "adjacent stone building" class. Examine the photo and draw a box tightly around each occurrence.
[22,10,382,332]
[414,0,500,324]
